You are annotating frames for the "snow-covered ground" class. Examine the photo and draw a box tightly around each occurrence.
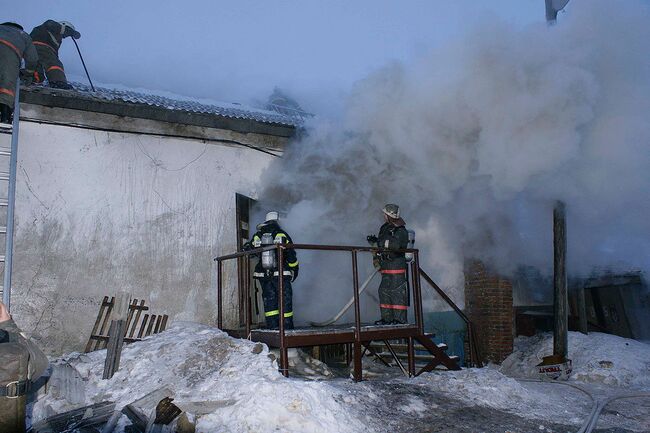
[33,325,650,432]
[501,331,650,389]
[33,322,369,433]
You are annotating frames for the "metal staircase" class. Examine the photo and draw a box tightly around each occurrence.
[0,81,20,310]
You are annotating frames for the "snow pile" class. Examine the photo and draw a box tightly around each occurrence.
[34,322,369,433]
[413,368,588,425]
[501,332,650,389]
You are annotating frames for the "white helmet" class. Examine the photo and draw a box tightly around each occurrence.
[265,211,279,222]
[59,21,81,39]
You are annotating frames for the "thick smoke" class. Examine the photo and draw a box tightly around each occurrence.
[259,0,650,321]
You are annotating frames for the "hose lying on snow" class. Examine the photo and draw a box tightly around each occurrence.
[518,378,650,433]
[309,269,379,327]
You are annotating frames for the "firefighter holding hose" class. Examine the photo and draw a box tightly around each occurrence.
[367,204,410,325]
[30,20,81,89]
[244,211,299,330]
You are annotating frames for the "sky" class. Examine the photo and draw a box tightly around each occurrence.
[12,0,548,116]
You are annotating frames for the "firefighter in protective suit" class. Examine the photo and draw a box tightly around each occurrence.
[30,20,81,89]
[367,204,410,325]
[0,302,49,432]
[0,22,38,124]
[244,212,299,330]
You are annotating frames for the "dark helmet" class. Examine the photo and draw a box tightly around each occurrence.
[1,22,24,31]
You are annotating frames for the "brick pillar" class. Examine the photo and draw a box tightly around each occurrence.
[464,260,514,364]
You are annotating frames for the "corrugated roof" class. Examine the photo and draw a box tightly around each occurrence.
[29,82,305,127]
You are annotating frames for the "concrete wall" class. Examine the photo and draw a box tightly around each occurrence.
[1,111,282,354]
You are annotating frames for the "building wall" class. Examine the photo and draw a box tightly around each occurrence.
[464,260,514,363]
[1,115,282,354]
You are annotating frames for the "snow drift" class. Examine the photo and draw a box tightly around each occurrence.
[33,323,370,433]
[500,331,650,389]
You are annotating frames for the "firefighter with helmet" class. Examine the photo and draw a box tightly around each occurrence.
[30,20,81,89]
[0,22,38,124]
[244,211,299,329]
[367,204,410,325]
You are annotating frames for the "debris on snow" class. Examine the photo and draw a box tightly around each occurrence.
[500,332,650,389]
[33,322,369,433]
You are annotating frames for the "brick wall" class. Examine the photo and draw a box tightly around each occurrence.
[464,260,514,364]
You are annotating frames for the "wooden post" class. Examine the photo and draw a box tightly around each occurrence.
[576,287,588,335]
[103,292,131,379]
[553,201,568,360]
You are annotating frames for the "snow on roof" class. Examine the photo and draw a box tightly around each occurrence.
[42,82,306,127]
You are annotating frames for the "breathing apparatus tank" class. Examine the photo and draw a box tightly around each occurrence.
[260,232,277,270]
[405,229,416,262]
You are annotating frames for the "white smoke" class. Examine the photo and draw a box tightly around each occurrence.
[259,0,650,320]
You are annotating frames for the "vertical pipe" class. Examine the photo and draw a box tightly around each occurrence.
[351,250,362,381]
[244,254,253,336]
[3,81,20,310]
[413,251,424,335]
[553,201,568,360]
[244,255,251,337]
[217,260,223,329]
[278,246,288,377]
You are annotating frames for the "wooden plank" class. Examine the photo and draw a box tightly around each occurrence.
[138,315,150,339]
[159,315,168,332]
[153,315,163,334]
[103,319,126,379]
[124,298,138,336]
[145,315,157,337]
[129,299,147,338]
[85,296,109,353]
[96,296,115,350]
[31,401,115,432]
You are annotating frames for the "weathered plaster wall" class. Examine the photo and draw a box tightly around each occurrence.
[1,118,278,354]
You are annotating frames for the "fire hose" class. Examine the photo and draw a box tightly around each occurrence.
[309,269,379,327]
[518,378,650,433]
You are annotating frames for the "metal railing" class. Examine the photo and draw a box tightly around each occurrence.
[214,244,482,369]
[214,244,424,367]
[418,268,483,368]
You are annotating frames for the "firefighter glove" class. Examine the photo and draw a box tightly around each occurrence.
[242,241,252,251]
[291,266,299,282]
[367,235,378,245]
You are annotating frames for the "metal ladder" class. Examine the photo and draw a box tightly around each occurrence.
[0,80,20,311]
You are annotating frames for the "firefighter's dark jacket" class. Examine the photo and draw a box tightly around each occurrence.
[29,20,75,54]
[0,24,37,109]
[0,318,48,381]
[377,219,409,270]
[249,220,299,279]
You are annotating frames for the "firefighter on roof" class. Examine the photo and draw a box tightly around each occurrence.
[367,204,410,325]
[30,20,81,89]
[244,211,299,330]
[0,22,37,124]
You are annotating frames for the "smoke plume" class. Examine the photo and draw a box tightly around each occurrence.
[259,0,650,321]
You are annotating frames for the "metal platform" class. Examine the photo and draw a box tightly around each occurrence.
[226,322,420,348]
[215,243,466,381]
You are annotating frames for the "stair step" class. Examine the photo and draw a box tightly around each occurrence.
[369,342,448,352]
[0,149,11,157]
[373,352,436,361]
[0,199,7,207]
[0,172,9,182]
[0,227,5,234]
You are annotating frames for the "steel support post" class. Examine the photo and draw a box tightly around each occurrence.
[278,246,289,377]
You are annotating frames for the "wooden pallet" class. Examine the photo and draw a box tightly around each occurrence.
[85,296,169,353]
